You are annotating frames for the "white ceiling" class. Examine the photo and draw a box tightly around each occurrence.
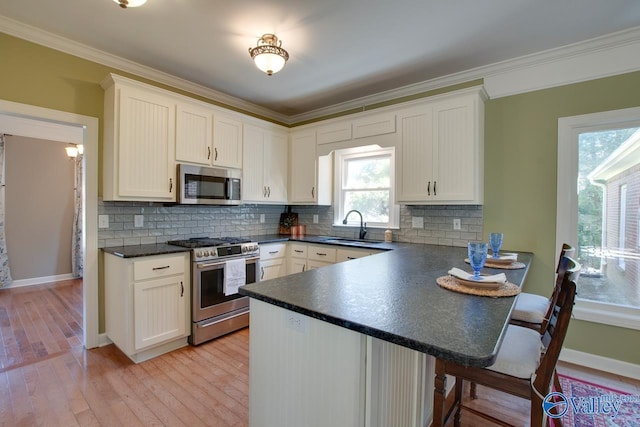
[2,0,640,119]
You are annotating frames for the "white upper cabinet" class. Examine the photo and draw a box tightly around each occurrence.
[289,129,332,205]
[103,75,177,202]
[213,114,243,169]
[243,124,288,203]
[175,101,212,165]
[396,88,485,205]
[175,102,243,169]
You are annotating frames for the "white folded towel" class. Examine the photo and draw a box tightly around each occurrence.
[224,258,246,296]
[489,253,518,261]
[448,267,507,284]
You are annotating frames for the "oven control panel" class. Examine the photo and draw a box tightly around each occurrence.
[193,242,259,262]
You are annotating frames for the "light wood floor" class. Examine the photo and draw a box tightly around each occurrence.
[0,280,637,426]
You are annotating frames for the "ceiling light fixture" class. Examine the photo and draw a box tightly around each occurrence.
[248,34,289,76]
[113,0,147,8]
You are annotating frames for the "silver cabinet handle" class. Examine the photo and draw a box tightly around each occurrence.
[152,265,170,271]
[427,181,430,196]
[215,147,218,161]
[207,146,211,159]
[302,265,306,272]
[294,249,304,253]
[261,267,265,280]
[269,251,279,255]
[267,186,271,197]
[169,178,173,193]
[316,252,327,256]
[263,186,267,197]
[434,181,437,196]
[311,187,315,198]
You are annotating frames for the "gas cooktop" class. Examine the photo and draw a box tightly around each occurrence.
[167,237,251,248]
[168,237,258,262]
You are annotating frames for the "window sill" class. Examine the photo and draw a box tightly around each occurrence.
[573,299,640,331]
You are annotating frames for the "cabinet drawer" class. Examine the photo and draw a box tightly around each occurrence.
[336,248,374,263]
[289,243,308,258]
[307,245,337,263]
[260,243,287,260]
[133,254,186,281]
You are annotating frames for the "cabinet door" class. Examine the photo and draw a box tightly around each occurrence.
[307,259,333,270]
[260,259,285,281]
[175,102,212,165]
[396,105,433,202]
[242,124,266,202]
[134,275,187,350]
[431,97,478,202]
[264,131,288,203]
[118,85,176,200]
[288,258,307,274]
[290,130,318,203]
[213,114,243,169]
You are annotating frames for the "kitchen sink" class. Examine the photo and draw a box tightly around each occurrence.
[321,238,385,247]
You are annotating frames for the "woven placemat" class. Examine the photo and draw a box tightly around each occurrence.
[464,258,526,270]
[436,275,521,297]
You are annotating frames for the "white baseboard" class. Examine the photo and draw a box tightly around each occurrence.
[6,273,76,288]
[560,348,640,380]
[98,333,113,348]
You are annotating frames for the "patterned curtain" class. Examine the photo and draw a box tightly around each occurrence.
[0,134,12,287]
[72,151,83,278]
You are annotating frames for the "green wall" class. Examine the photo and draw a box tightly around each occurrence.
[3,32,639,365]
[484,71,640,365]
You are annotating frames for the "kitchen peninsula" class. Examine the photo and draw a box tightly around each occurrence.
[239,244,532,427]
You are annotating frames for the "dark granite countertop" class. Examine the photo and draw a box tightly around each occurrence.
[240,245,532,368]
[102,244,191,258]
[101,234,404,258]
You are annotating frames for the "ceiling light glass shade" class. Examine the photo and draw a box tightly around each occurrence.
[77,144,84,155]
[248,34,289,76]
[113,0,147,8]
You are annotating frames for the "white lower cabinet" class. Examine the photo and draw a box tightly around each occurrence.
[249,300,433,427]
[336,247,383,263]
[104,252,191,363]
[288,243,308,274]
[259,243,287,280]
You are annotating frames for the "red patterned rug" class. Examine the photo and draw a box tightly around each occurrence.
[546,374,640,426]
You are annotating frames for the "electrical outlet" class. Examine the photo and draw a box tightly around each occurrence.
[286,312,306,333]
[453,218,461,230]
[411,216,424,229]
[313,214,319,224]
[260,214,265,223]
[134,215,144,228]
[98,215,109,229]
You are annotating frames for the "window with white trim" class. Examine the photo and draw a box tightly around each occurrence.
[557,107,640,330]
[334,146,399,229]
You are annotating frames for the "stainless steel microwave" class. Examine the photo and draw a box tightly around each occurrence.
[177,164,241,205]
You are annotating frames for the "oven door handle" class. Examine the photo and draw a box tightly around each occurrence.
[197,262,225,269]
[199,310,248,328]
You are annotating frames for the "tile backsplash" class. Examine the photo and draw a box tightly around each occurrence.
[98,199,483,248]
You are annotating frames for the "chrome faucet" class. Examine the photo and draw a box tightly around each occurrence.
[342,210,367,240]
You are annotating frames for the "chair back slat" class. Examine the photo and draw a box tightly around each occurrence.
[541,252,578,334]
[535,258,580,397]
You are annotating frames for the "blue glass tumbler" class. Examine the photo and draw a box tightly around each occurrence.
[468,241,488,279]
[489,232,504,258]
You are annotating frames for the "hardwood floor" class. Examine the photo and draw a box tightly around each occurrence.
[0,280,637,426]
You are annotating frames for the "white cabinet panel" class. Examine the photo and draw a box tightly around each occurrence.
[105,80,176,201]
[353,112,396,139]
[213,114,243,168]
[104,252,190,363]
[243,124,288,203]
[134,275,187,350]
[317,121,352,144]
[289,130,332,205]
[396,88,485,205]
[175,102,212,165]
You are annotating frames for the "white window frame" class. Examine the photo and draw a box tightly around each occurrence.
[557,107,640,331]
[333,145,400,229]
[619,184,627,270]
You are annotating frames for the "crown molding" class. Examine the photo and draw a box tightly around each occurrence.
[0,15,290,124]
[2,13,640,126]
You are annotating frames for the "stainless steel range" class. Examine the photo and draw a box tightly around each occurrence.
[168,237,260,345]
